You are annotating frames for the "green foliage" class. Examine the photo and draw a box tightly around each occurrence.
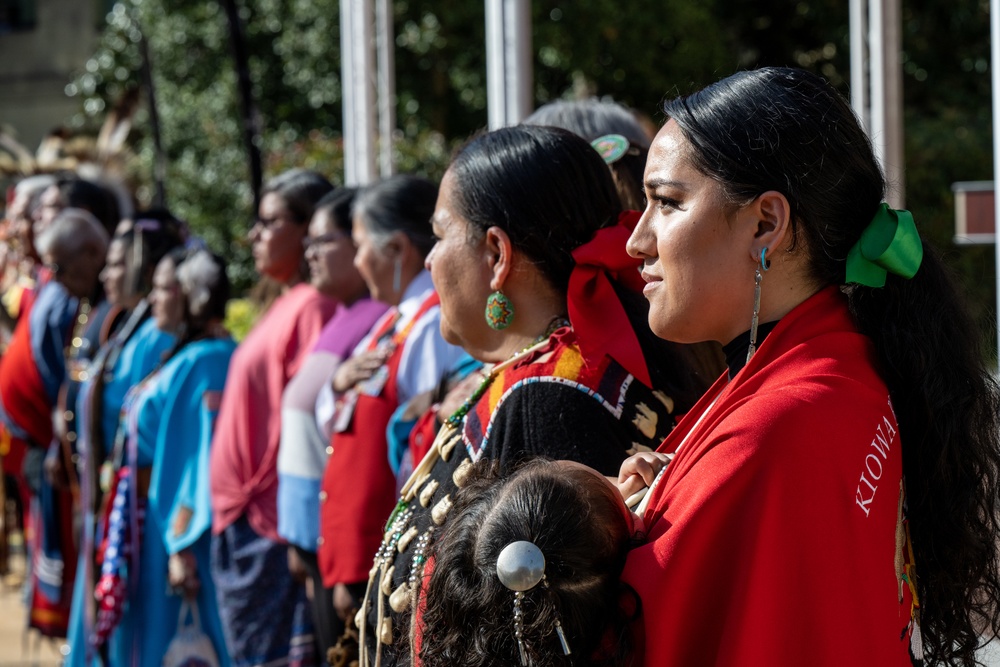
[223,296,258,341]
[70,0,1000,349]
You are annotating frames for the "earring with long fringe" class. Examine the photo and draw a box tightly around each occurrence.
[746,247,769,363]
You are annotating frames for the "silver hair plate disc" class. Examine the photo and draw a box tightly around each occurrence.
[496,540,545,592]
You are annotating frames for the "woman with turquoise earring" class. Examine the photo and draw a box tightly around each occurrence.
[618,67,1000,665]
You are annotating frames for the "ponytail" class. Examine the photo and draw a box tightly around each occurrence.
[848,246,1000,663]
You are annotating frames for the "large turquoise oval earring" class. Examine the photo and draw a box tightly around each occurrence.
[485,290,514,330]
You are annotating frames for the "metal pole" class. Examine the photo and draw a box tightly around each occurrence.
[486,0,505,130]
[340,0,355,183]
[375,0,396,177]
[503,0,532,123]
[882,0,904,208]
[849,0,868,132]
[868,0,886,174]
[341,0,377,185]
[137,27,167,208]
[991,0,1000,367]
[486,0,532,129]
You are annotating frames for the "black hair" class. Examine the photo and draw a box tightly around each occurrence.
[524,100,651,214]
[448,125,620,293]
[54,175,121,236]
[118,208,187,298]
[313,186,358,234]
[420,459,637,667]
[353,174,439,257]
[261,168,335,225]
[664,66,1000,665]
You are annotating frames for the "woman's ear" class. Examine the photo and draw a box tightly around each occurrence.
[748,190,792,265]
[484,226,513,290]
[385,230,410,259]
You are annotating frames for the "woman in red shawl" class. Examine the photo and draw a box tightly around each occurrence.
[618,67,1000,666]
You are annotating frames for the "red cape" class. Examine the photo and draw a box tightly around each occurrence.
[623,287,916,666]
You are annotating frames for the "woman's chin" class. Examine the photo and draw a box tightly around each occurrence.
[439,321,463,348]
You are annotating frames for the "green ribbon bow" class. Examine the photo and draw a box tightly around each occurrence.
[845,203,923,288]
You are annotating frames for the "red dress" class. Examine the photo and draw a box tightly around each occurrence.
[318,293,441,587]
[623,287,917,666]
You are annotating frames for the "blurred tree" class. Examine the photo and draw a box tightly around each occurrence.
[69,0,999,351]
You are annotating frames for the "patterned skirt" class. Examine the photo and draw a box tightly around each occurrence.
[211,515,317,667]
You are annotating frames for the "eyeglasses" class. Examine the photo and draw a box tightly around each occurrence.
[253,214,291,231]
[303,232,351,250]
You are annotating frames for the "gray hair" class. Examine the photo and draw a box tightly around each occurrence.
[352,175,438,255]
[35,207,109,260]
[175,249,222,318]
[524,98,651,149]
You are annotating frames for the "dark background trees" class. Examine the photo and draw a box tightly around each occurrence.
[70,0,998,350]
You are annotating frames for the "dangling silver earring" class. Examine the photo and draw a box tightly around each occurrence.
[746,247,769,363]
[392,257,402,294]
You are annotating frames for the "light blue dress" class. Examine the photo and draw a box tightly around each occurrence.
[107,337,235,666]
[65,312,175,666]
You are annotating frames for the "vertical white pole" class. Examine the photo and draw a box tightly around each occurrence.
[868,0,887,172]
[375,0,396,177]
[882,0,904,208]
[504,0,532,123]
[849,0,869,131]
[486,0,532,129]
[991,0,1000,367]
[340,0,356,183]
[486,0,506,130]
[342,0,377,185]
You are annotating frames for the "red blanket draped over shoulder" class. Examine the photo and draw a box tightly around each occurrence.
[623,287,917,666]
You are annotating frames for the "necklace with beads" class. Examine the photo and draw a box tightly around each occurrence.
[362,317,572,666]
[394,316,571,512]
[444,317,570,428]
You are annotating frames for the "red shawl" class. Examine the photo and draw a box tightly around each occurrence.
[623,287,916,666]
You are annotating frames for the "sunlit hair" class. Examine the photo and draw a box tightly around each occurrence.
[115,208,187,300]
[524,99,650,211]
[313,186,358,235]
[162,246,229,350]
[261,168,335,226]
[446,125,620,293]
[35,207,109,260]
[420,459,638,667]
[353,174,439,256]
[51,174,121,236]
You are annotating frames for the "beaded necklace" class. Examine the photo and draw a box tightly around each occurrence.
[444,317,570,428]
[361,318,572,667]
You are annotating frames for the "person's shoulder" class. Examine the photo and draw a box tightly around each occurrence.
[163,338,235,383]
[294,282,336,306]
[723,361,895,465]
[32,279,71,315]
[133,314,169,341]
[184,336,237,359]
